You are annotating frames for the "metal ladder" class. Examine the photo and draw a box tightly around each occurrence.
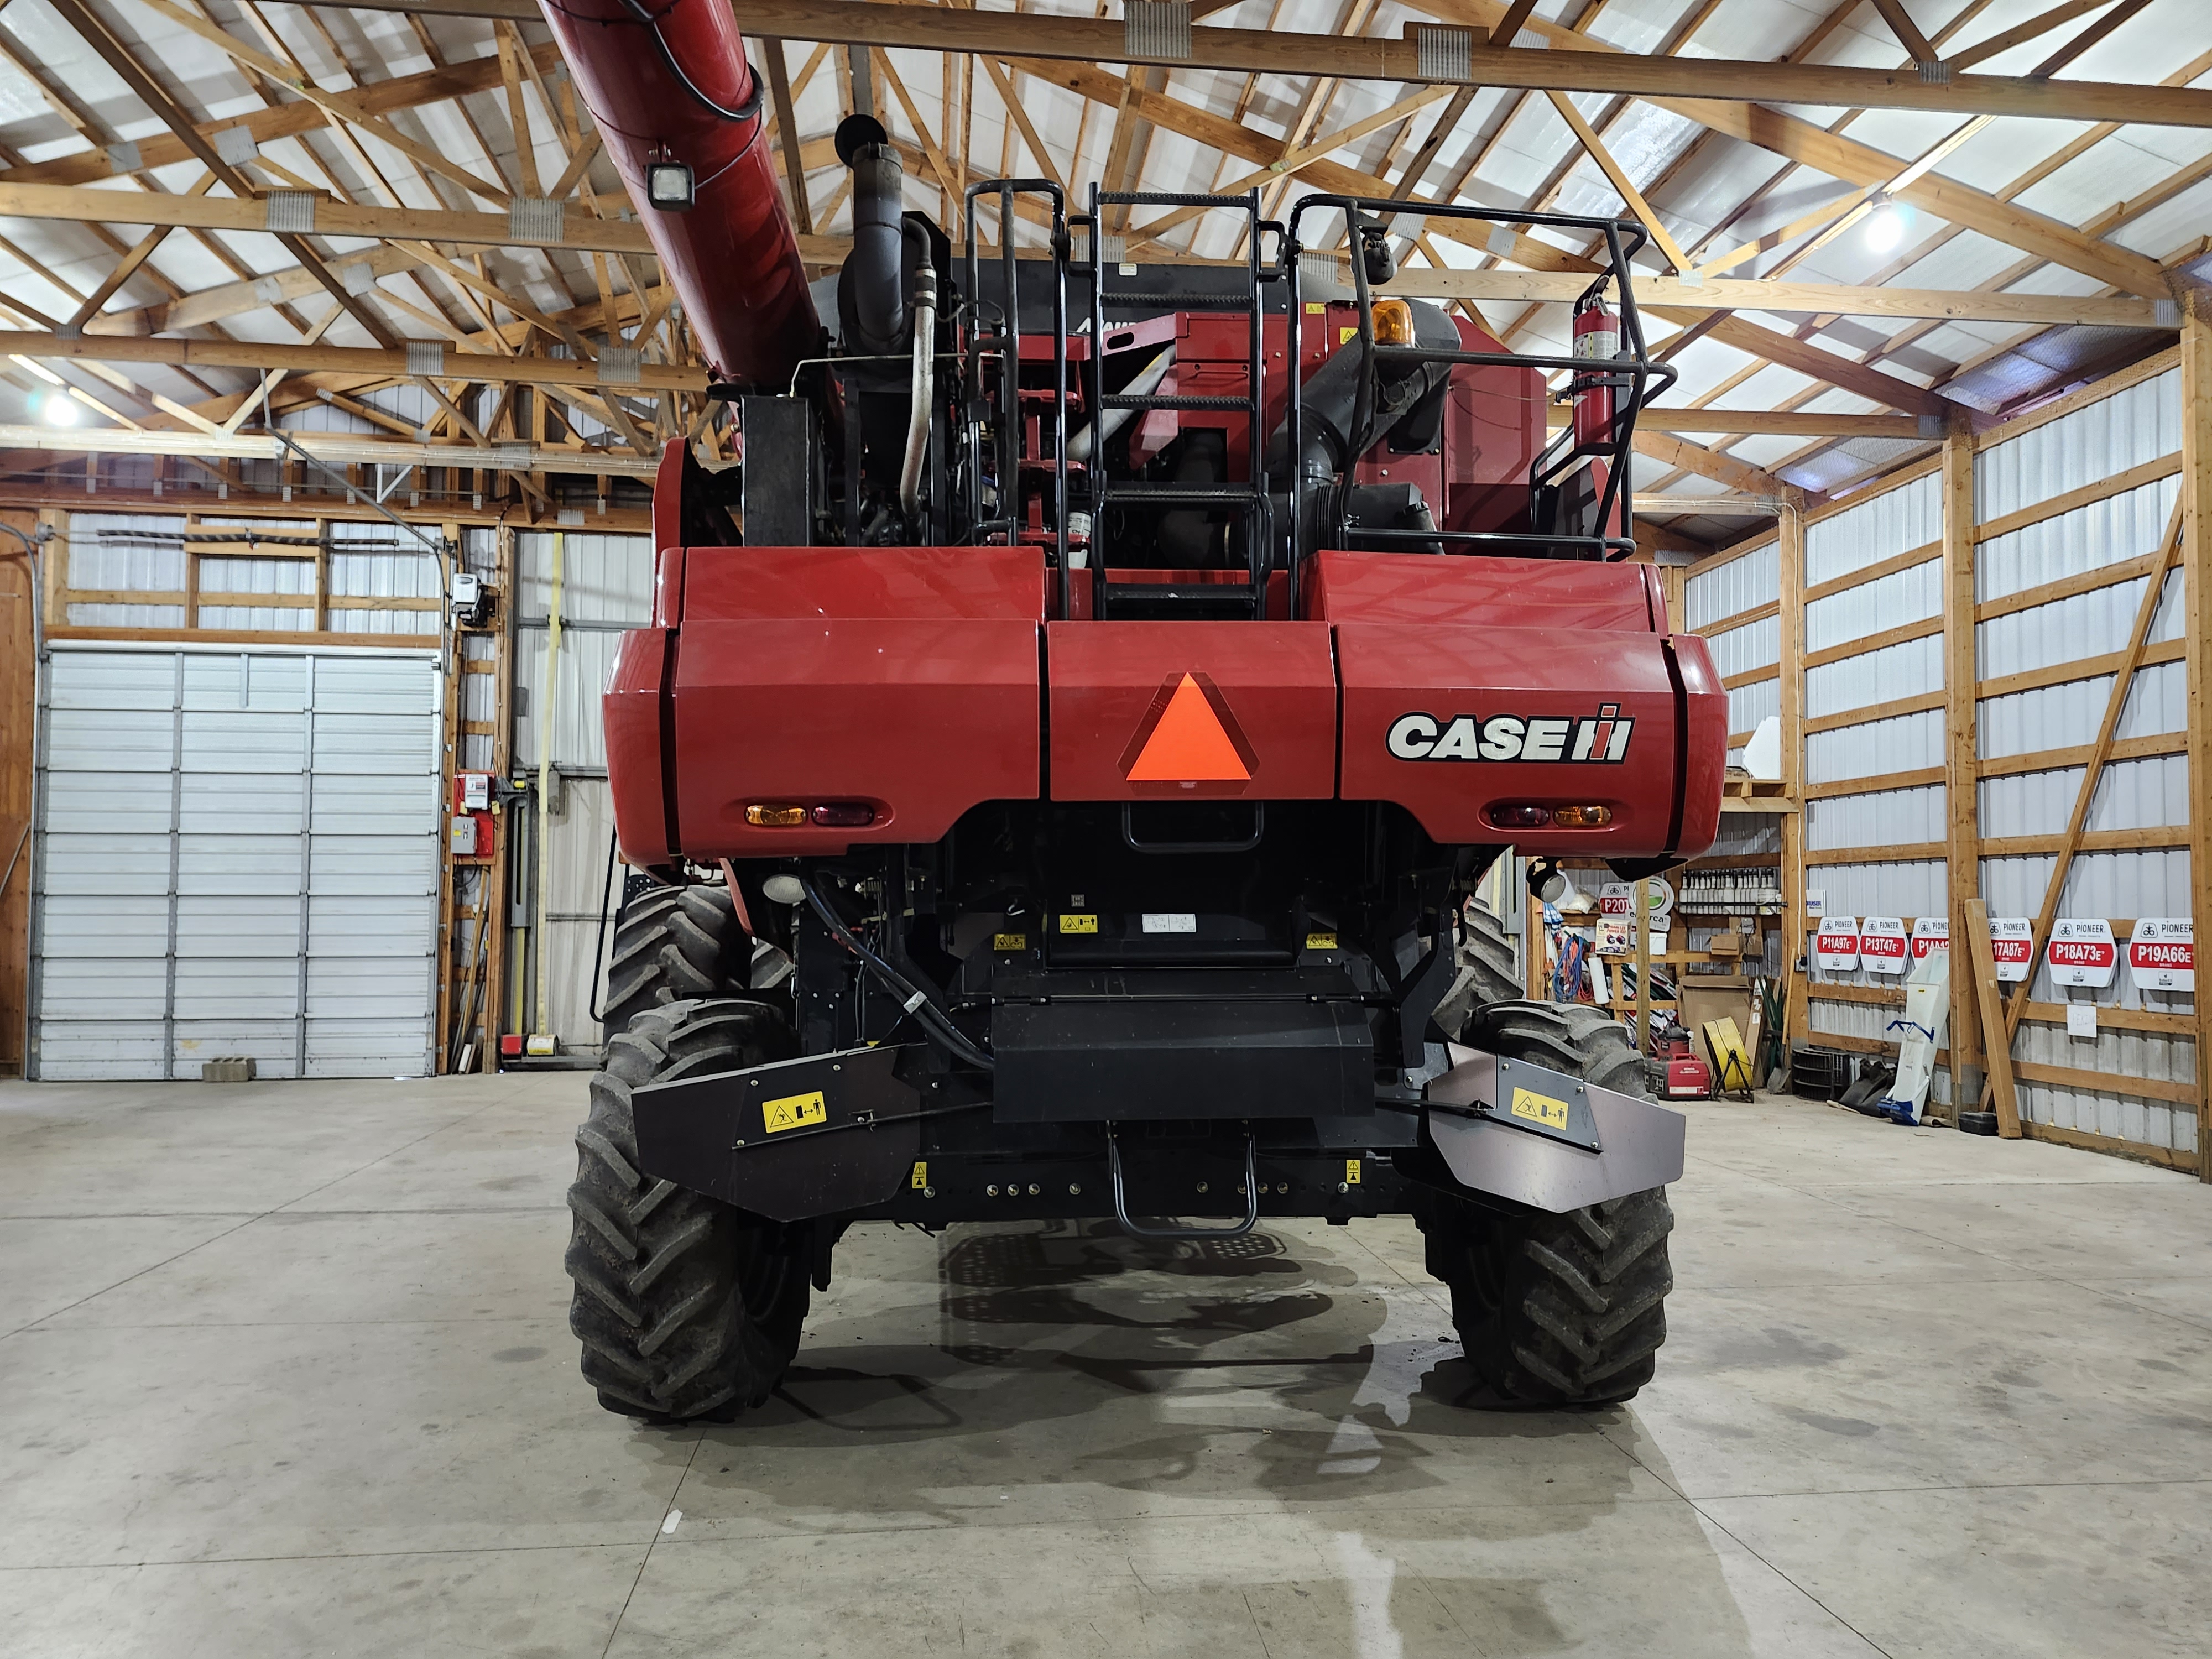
[1084,186,1274,620]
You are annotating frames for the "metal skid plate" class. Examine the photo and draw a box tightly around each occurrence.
[631,1045,922,1223]
[1424,1044,1684,1214]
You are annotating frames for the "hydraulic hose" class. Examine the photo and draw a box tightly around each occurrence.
[799,876,995,1072]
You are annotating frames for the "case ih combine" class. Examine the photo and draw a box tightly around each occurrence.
[546,0,1726,1423]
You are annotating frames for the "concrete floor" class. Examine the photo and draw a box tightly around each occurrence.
[0,1078,2206,1658]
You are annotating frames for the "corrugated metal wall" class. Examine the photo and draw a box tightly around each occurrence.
[512,531,655,1051]
[1683,536,1779,766]
[1973,367,2194,1156]
[1796,471,1955,1100]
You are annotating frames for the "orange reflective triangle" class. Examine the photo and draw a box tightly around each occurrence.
[1126,673,1251,782]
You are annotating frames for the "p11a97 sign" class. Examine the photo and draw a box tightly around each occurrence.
[2127,919,2193,993]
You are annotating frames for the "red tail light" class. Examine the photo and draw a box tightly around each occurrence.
[810,802,875,828]
[1487,805,1551,829]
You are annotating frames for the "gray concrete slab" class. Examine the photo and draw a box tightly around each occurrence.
[0,1074,2204,1656]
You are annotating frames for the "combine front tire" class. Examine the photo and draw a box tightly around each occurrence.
[565,1000,811,1422]
[1422,1000,1675,1407]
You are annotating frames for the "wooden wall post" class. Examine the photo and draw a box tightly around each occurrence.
[2181,293,2211,1181]
[1777,499,1809,1056]
[0,510,36,1076]
[1942,416,1983,1120]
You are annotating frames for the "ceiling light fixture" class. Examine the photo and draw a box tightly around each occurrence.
[42,391,80,426]
[1864,200,1907,255]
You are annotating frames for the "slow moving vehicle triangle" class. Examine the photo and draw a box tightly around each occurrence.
[1125,673,1250,782]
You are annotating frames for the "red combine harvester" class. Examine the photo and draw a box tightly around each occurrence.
[544,0,1726,1422]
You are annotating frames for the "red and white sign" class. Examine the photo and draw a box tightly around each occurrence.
[2126,919,2194,993]
[1814,916,1861,973]
[1860,917,1910,975]
[1910,917,1950,960]
[1987,917,2034,983]
[2048,917,2118,989]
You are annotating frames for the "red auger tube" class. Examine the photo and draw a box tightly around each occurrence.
[538,0,818,389]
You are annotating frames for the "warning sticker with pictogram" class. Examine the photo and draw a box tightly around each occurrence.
[1119,672,1258,786]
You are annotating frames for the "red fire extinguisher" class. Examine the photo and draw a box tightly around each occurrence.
[1572,297,1620,451]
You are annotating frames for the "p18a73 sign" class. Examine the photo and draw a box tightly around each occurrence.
[2047,918,2117,989]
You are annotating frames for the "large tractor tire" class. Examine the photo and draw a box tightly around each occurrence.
[1433,896,1523,1042]
[1422,999,1674,1407]
[565,999,812,1422]
[602,881,791,1043]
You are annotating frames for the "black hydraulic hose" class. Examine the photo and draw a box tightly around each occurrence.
[587,826,620,1025]
[799,876,996,1072]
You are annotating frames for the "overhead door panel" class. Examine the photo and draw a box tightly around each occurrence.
[31,645,440,1081]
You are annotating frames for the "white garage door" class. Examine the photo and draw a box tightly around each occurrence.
[30,645,441,1081]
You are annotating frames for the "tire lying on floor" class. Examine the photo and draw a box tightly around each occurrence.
[1418,999,1676,1407]
[566,999,813,1421]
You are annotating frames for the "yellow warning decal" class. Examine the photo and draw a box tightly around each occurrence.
[761,1091,827,1134]
[994,933,1027,951]
[1339,325,1358,344]
[1345,1158,1361,1185]
[1060,914,1098,934]
[1510,1087,1571,1132]
[911,1161,928,1190]
[1305,301,1325,314]
[1305,931,1338,951]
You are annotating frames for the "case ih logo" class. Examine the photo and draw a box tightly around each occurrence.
[1387,703,1634,763]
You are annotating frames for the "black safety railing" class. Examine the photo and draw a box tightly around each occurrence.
[1282,197,1678,592]
[1085,185,1275,620]
[963,179,1070,617]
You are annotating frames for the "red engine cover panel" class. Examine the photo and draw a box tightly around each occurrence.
[681,543,1045,621]
[1047,622,1335,800]
[605,627,673,866]
[1303,550,1662,631]
[1337,622,1725,856]
[658,546,1044,856]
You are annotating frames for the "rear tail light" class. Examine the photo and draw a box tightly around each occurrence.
[1551,805,1614,827]
[1487,805,1551,829]
[810,802,875,828]
[744,804,808,827]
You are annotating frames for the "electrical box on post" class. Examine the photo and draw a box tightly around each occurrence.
[451,773,495,859]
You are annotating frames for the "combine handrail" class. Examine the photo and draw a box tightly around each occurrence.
[963,180,1068,618]
[1282,198,1679,602]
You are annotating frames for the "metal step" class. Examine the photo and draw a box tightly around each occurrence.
[1099,290,1259,310]
[1100,394,1254,411]
[1099,482,1265,505]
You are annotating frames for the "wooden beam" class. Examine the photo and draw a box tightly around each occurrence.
[40,0,399,348]
[0,331,704,393]
[1435,0,2174,299]
[761,38,815,236]
[1948,1,2117,71]
[1963,899,2022,1136]
[0,180,659,257]
[1778,498,1809,1057]
[667,1,2212,131]
[0,424,657,477]
[1941,417,1982,1110]
[0,35,567,192]
[1385,268,2169,329]
[1867,0,1943,66]
[2183,291,2212,1183]
[1543,90,1693,272]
